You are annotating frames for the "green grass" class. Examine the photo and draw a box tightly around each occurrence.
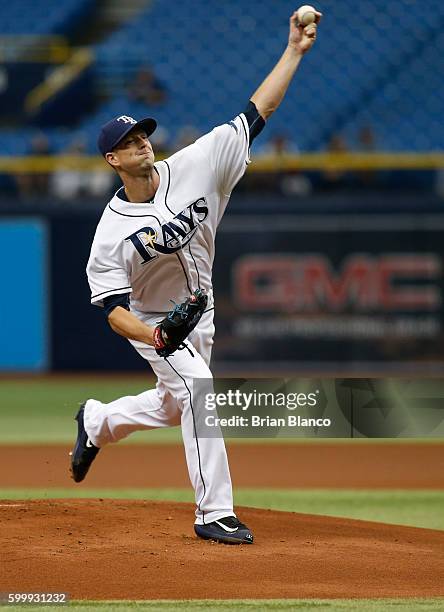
[2,599,444,611]
[1,488,443,531]
[2,378,444,444]
[0,378,181,443]
[0,378,302,444]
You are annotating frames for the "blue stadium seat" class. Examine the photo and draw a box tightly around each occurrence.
[0,0,94,35]
[1,0,443,153]
[342,30,444,151]
[90,0,444,151]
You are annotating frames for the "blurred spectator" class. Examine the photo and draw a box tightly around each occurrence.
[173,125,201,151]
[322,132,350,188]
[15,132,51,198]
[356,125,377,185]
[51,138,114,200]
[128,65,168,106]
[260,132,311,196]
[357,125,376,152]
[328,133,348,154]
[280,172,312,197]
[265,132,300,156]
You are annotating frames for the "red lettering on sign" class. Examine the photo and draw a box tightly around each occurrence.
[378,256,441,309]
[235,256,300,311]
[301,255,376,310]
[234,254,442,312]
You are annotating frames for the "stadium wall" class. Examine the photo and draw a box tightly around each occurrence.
[1,191,443,374]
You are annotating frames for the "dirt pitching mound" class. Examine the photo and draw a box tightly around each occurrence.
[2,500,444,600]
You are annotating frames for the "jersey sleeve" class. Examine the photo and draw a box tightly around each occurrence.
[243,100,266,142]
[86,248,131,308]
[195,113,251,196]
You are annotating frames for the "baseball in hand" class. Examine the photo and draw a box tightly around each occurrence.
[296,5,317,26]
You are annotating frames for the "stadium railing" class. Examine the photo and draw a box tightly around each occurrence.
[0,152,443,174]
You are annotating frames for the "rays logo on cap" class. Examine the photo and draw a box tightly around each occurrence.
[117,116,137,124]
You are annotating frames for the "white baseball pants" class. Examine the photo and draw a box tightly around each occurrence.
[83,309,234,525]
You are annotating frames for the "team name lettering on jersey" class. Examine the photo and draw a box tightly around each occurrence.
[125,198,209,264]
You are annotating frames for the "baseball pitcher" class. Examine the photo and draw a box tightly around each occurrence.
[70,8,322,544]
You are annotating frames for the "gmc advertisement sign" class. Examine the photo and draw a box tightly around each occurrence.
[212,214,444,371]
[234,254,441,312]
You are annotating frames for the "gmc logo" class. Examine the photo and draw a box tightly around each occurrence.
[234,254,442,312]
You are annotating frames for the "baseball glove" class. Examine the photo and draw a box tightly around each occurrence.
[153,289,208,357]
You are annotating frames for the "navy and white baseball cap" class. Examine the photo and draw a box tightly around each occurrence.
[97,114,157,157]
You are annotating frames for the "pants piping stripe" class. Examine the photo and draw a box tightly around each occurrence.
[165,357,207,524]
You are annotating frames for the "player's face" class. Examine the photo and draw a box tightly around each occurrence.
[111,128,155,175]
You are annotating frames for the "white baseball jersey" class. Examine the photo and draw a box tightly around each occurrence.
[86,113,250,317]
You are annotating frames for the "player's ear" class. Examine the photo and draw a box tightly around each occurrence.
[105,151,119,168]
